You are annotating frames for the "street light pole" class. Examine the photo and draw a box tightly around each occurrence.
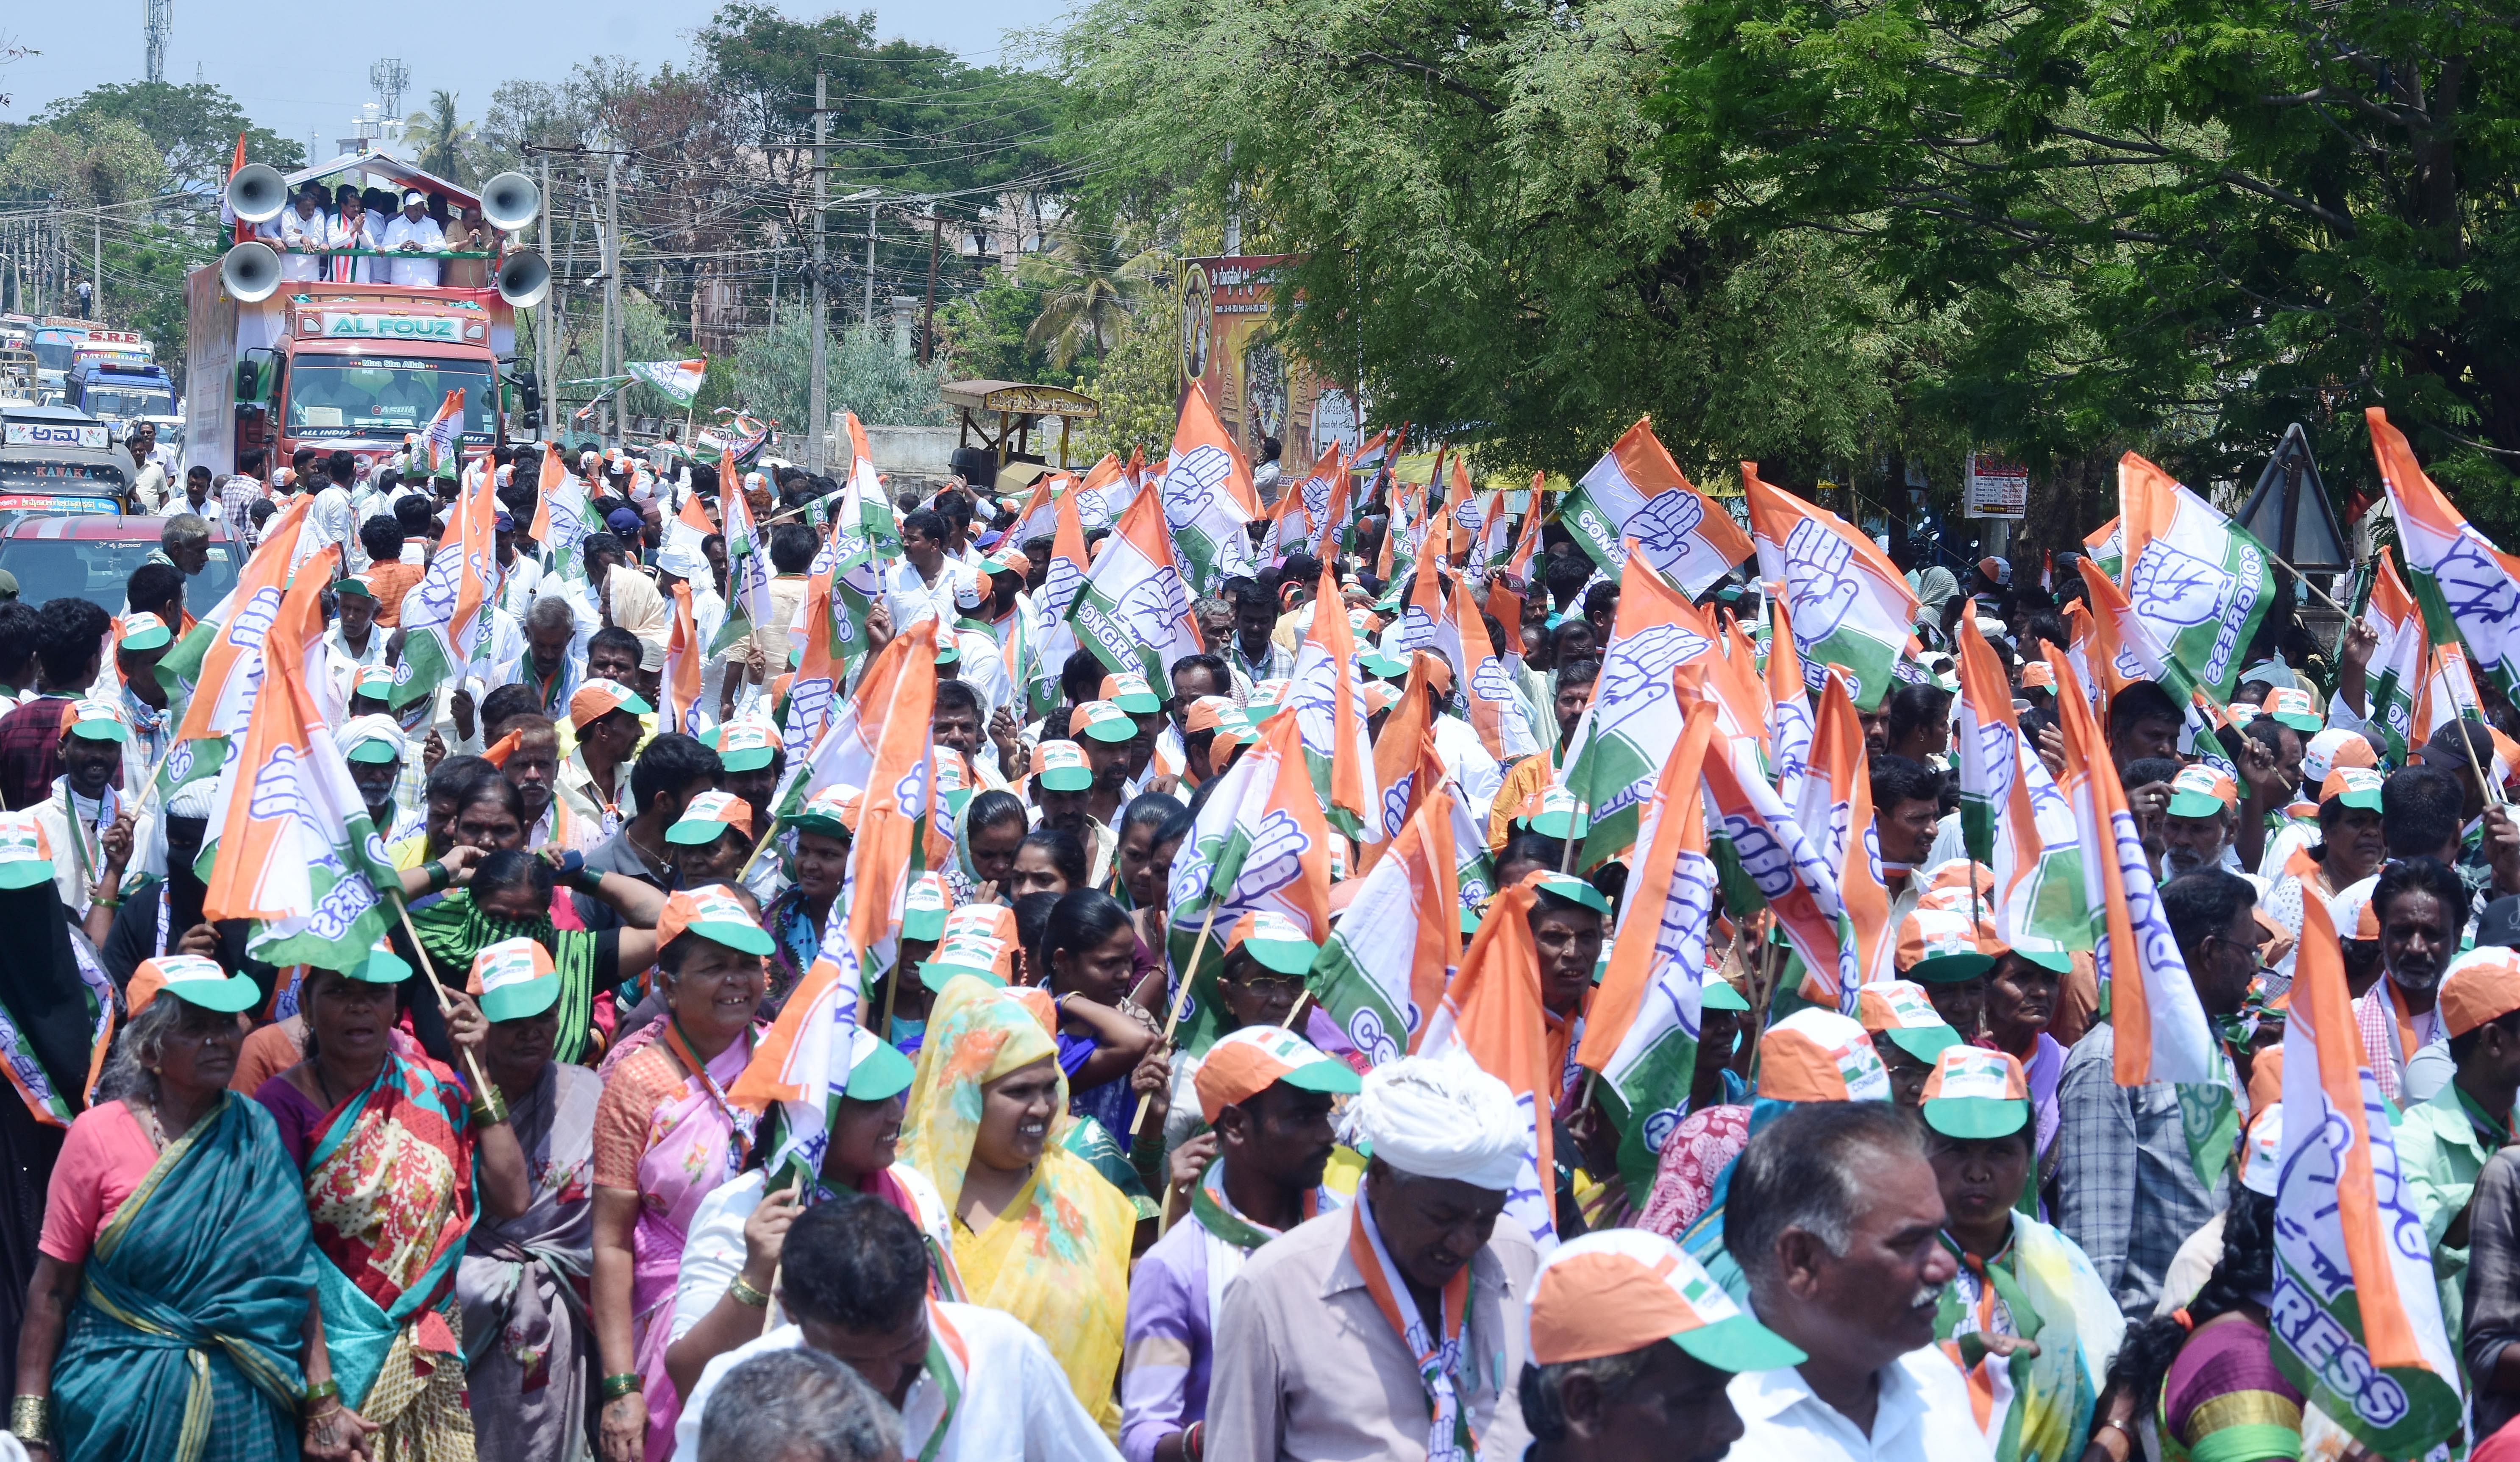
[864,203,877,329]
[807,67,828,476]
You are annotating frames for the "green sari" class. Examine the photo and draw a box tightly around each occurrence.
[53,1094,317,1462]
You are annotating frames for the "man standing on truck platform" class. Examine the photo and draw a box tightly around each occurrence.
[383,192,445,288]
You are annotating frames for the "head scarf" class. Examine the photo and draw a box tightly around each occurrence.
[898,973,1064,1211]
[1347,1050,1524,1191]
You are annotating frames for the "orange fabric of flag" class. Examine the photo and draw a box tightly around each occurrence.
[530,443,565,542]
[847,617,941,955]
[1580,700,1716,1073]
[1425,877,1555,1230]
[1362,657,1440,874]
[1814,669,1897,989]
[1304,563,1374,830]
[662,580,705,736]
[1392,784,1465,1055]
[2047,647,2164,1087]
[178,496,317,744]
[203,549,330,924]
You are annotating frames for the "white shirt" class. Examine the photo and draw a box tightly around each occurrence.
[672,1303,1120,1462]
[310,484,359,572]
[1726,1345,1996,1462]
[1430,712,1504,824]
[671,1167,954,1343]
[883,557,976,635]
[380,213,445,287]
[278,209,328,281]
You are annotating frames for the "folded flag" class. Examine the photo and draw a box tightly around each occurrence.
[2359,551,2425,762]
[1419,879,1559,1248]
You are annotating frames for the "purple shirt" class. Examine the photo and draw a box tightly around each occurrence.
[1119,1203,1218,1462]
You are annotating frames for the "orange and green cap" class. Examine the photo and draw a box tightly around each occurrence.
[2166,763,2238,819]
[1072,699,1139,745]
[793,785,862,838]
[467,936,561,1022]
[1226,910,1320,975]
[0,810,52,890]
[1525,1229,1807,1372]
[1855,979,1962,1064]
[1755,1008,1891,1103]
[2301,726,2378,785]
[902,871,954,942]
[1099,669,1163,714]
[115,611,172,652]
[2442,946,2520,1037]
[710,714,779,772]
[127,953,259,1015]
[65,697,129,743]
[1193,1025,1361,1123]
[666,790,755,846]
[1031,739,1093,792]
[2261,685,2323,733]
[657,884,774,955]
[1895,904,2001,985]
[841,1025,918,1101]
[2320,765,2385,812]
[1920,1045,2031,1140]
[570,677,652,726]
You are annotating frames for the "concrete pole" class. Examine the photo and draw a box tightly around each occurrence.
[807,67,828,476]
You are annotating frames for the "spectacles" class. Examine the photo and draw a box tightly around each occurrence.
[1230,971,1306,997]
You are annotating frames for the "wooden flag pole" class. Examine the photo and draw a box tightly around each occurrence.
[2262,549,2354,618]
[1131,905,1220,1137]
[390,893,496,1096]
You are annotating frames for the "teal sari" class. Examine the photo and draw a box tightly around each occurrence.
[53,1094,316,1462]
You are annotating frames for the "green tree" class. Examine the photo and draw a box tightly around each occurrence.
[1018,220,1165,370]
[404,90,478,186]
[0,117,167,206]
[1079,284,1187,459]
[1651,0,2520,526]
[35,82,300,194]
[729,310,948,435]
[932,277,1069,385]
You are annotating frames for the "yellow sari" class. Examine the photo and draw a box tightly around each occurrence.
[900,975,1135,1435]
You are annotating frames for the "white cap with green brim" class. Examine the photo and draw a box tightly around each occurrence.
[843,1027,918,1101]
[902,872,952,942]
[658,885,776,956]
[469,936,560,1022]
[1227,911,1319,975]
[0,810,53,890]
[1532,872,1611,917]
[348,936,414,985]
[710,716,779,773]
[128,954,261,1014]
[66,698,130,743]
[1700,968,1750,1012]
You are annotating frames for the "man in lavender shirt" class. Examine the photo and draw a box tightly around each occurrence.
[1119,1021,1360,1462]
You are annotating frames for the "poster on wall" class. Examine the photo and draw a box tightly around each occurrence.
[1179,255,1348,483]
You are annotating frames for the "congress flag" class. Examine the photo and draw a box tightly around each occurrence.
[2373,406,2520,697]
[728,932,869,1187]
[1069,485,1204,687]
[392,464,496,708]
[420,387,466,475]
[709,453,776,657]
[1579,700,1719,1200]
[1766,593,1814,807]
[1158,384,1261,595]
[1701,729,1855,1012]
[1308,783,1460,1068]
[534,443,593,583]
[2116,453,2273,702]
[1285,564,1382,844]
[2274,897,2464,1456]
[1560,419,1753,595]
[1746,464,1919,711]
[662,580,707,738]
[1954,616,2086,963]
[1806,669,1899,993]
[1419,880,1558,1248]
[625,357,707,407]
[2359,551,2425,762]
[1557,554,1722,868]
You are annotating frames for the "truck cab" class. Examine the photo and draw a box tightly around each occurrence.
[220,287,504,479]
[0,404,132,515]
[29,320,87,393]
[66,356,180,446]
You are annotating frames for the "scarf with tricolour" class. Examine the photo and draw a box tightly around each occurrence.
[1349,1183,1475,1462]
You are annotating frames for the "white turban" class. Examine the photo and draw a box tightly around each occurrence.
[1347,1050,1525,1192]
[334,713,408,762]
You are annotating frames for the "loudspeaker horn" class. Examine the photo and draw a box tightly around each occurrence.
[225,163,286,224]
[495,249,551,309]
[481,172,541,232]
[220,242,281,303]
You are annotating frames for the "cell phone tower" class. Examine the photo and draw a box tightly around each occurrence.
[142,0,169,84]
[370,58,408,122]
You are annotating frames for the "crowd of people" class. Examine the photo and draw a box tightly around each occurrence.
[0,418,2508,1462]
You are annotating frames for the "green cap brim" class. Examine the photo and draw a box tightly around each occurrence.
[2013,947,2074,974]
[935,646,961,666]
[1114,693,1162,715]
[1923,1096,2031,1140]
[480,973,561,1023]
[843,1039,918,1100]
[330,579,372,599]
[1671,1312,1808,1373]
[1237,936,1319,975]
[2165,792,2228,819]
[720,746,774,772]
[681,920,775,956]
[615,692,656,716]
[352,947,414,984]
[1701,980,1751,1012]
[1037,767,1093,792]
[1533,872,1611,916]
[666,818,743,846]
[2273,713,2323,733]
[119,627,172,651]
[0,859,53,890]
[903,909,947,942]
[1459,905,1483,934]
[921,958,1005,992]
[1278,1055,1363,1098]
[792,816,853,840]
[2330,788,2384,812]
[1080,720,1137,744]
[167,974,263,1014]
[345,740,401,764]
[1905,952,1995,986]
[69,721,129,743]
[1885,1024,1964,1064]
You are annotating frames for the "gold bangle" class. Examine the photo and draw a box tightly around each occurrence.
[727,1273,771,1308]
[10,1394,50,1446]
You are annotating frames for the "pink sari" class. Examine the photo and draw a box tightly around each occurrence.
[608,1023,757,1462]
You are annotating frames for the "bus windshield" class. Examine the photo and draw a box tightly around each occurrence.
[81,387,174,418]
[31,342,73,373]
[286,357,495,439]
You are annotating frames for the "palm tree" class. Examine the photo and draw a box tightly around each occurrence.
[1019,221,1165,371]
[405,90,475,184]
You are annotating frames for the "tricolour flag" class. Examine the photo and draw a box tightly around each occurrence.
[1158,384,1261,595]
[533,443,592,583]
[1560,419,1753,595]
[1746,464,1919,711]
[1766,593,1814,807]
[1006,467,1071,549]
[1366,657,1442,861]
[2084,517,2123,582]
[727,931,868,1187]
[1557,554,1722,868]
[1578,700,1718,1200]
[1701,721,1854,1013]
[164,496,316,791]
[2411,641,2484,755]
[1453,566,1538,763]
[1025,482,1092,717]
[2045,650,2217,1087]
[1070,485,1203,688]
[1954,616,2085,963]
[773,615,929,821]
[2360,551,2425,762]
[391,466,495,708]
[845,618,940,957]
[420,387,465,475]
[1166,712,1337,1054]
[1309,783,1460,1068]
[1285,565,1381,844]
[1419,879,1558,1249]
[2372,406,2520,698]
[1806,669,1898,992]
[2274,897,2465,1456]
[709,452,775,657]
[2116,453,2273,703]
[625,356,707,407]
[1310,446,1360,563]
[662,580,706,738]
[659,489,717,582]
[198,554,398,968]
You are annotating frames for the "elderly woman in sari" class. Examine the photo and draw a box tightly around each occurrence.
[252,941,534,1462]
[899,973,1137,1435]
[591,886,772,1462]
[459,938,604,1462]
[13,956,314,1461]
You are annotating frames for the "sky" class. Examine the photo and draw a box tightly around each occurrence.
[2,0,1063,160]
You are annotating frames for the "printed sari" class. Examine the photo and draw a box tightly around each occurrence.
[52,1094,315,1462]
[2161,1312,2305,1462]
[304,1049,480,1462]
[457,1063,601,1462]
[900,974,1136,1438]
[1934,1214,2126,1462]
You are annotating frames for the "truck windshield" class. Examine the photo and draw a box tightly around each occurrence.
[31,343,73,373]
[82,387,174,418]
[287,357,495,439]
